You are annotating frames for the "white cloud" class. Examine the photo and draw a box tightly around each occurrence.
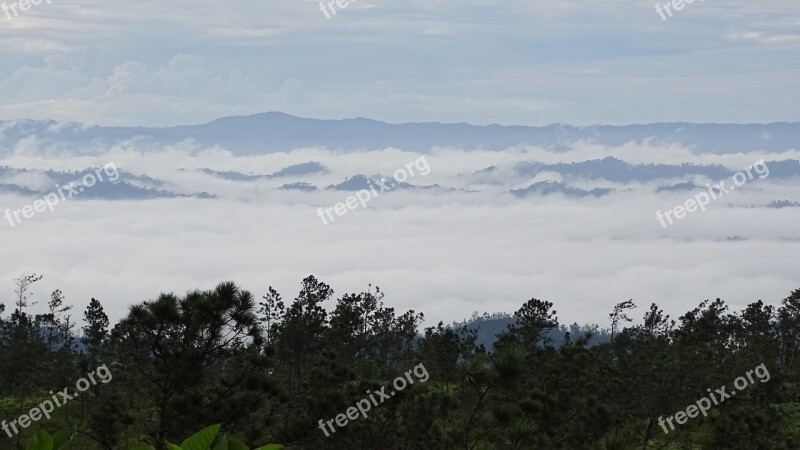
[0,0,796,125]
[1,143,798,327]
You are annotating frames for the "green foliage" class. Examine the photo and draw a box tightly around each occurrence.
[19,417,284,450]
[176,424,219,450]
[160,424,282,450]
[4,274,800,449]
[24,427,75,450]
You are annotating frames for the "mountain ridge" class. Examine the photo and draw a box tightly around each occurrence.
[1,112,798,155]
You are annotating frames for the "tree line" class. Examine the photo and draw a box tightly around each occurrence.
[0,273,799,449]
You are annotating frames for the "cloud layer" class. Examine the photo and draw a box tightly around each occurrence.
[1,139,798,327]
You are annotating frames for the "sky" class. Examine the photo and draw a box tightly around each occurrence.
[0,0,798,126]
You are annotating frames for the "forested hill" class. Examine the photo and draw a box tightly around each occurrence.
[458,312,611,351]
[1,273,799,449]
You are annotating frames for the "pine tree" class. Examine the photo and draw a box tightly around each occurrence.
[82,297,110,350]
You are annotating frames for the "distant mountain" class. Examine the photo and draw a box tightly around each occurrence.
[511,181,613,198]
[767,200,800,209]
[2,154,796,201]
[656,182,702,193]
[270,161,328,177]
[0,183,38,196]
[514,157,800,184]
[199,168,267,182]
[457,313,611,351]
[515,157,732,182]
[0,166,209,200]
[198,162,328,181]
[1,112,798,155]
[279,182,317,192]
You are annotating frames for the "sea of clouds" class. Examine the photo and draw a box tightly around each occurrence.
[1,138,799,327]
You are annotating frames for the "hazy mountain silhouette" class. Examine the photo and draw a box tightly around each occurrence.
[1,112,798,155]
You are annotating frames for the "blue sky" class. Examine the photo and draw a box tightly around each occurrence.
[0,0,798,126]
